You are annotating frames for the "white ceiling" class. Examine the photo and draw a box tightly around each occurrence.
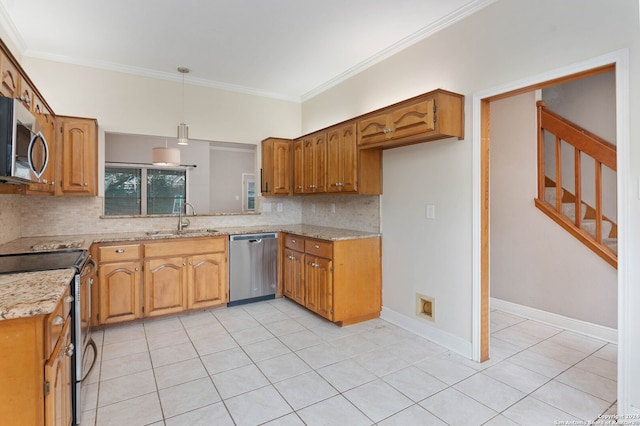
[0,0,494,101]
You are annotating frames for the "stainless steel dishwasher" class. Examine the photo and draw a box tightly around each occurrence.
[228,233,278,306]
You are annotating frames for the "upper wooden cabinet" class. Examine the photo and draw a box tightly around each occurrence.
[0,51,20,99]
[358,89,464,149]
[326,123,358,193]
[293,132,327,194]
[56,116,98,196]
[261,137,292,196]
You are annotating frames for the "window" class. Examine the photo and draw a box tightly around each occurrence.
[104,165,186,216]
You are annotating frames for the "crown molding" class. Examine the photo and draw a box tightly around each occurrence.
[300,0,497,102]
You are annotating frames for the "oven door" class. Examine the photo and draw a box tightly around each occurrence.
[74,256,97,425]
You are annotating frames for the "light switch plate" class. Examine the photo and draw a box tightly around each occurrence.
[277,202,283,212]
[426,204,435,219]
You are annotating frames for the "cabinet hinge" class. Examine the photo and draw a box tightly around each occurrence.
[433,103,437,124]
[44,381,50,397]
[142,306,145,313]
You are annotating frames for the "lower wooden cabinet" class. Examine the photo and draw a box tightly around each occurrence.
[188,252,227,309]
[93,237,228,325]
[283,233,381,326]
[144,256,187,317]
[0,287,73,425]
[44,317,73,426]
[94,243,143,324]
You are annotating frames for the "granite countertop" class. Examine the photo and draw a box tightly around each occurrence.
[0,225,380,255]
[0,268,75,320]
[0,224,381,321]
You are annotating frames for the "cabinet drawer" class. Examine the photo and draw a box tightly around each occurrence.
[284,234,305,251]
[305,238,332,258]
[98,244,142,262]
[45,286,72,359]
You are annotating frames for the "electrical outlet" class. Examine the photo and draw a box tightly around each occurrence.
[331,203,336,213]
[311,203,316,213]
[277,202,283,212]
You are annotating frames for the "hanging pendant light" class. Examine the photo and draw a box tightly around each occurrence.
[152,139,180,166]
[177,67,190,145]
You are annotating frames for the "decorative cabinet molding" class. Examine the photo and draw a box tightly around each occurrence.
[358,89,464,149]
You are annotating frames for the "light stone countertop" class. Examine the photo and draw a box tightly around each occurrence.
[0,224,380,321]
[0,268,75,320]
[0,224,381,255]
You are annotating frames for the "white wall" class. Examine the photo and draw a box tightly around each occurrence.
[300,0,640,411]
[490,92,617,328]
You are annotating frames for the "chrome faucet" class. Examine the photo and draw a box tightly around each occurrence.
[178,201,197,233]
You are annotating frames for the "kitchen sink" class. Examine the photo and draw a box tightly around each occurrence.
[145,229,218,237]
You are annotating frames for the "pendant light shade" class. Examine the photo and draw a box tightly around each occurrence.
[177,67,190,145]
[177,122,189,145]
[152,146,180,166]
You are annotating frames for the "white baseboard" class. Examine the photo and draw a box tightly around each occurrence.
[490,297,617,344]
[380,306,473,358]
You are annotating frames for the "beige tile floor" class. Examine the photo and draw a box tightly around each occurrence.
[80,299,617,425]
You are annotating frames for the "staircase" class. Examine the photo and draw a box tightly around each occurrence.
[535,101,617,268]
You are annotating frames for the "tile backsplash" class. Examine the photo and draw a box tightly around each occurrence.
[0,195,22,244]
[0,193,380,241]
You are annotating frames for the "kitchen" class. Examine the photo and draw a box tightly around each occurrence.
[0,0,639,424]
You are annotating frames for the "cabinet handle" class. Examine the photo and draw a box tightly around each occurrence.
[64,295,74,303]
[288,255,295,260]
[291,239,296,244]
[64,342,75,357]
[52,315,65,326]
[115,249,125,253]
[314,244,320,249]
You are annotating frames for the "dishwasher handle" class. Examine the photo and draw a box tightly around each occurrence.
[249,239,263,244]
[230,233,278,242]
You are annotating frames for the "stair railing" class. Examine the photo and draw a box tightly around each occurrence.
[535,100,617,267]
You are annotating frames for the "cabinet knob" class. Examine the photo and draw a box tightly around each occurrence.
[291,239,296,244]
[135,267,139,272]
[115,248,125,253]
[288,255,295,260]
[64,342,75,357]
[84,182,88,186]
[64,295,74,303]
[52,315,65,326]
[314,244,320,249]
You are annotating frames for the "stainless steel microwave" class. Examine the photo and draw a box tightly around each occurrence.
[0,96,49,184]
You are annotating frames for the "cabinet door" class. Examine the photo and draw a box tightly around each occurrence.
[57,117,97,196]
[389,98,435,140]
[303,133,326,193]
[358,113,389,146]
[188,253,228,309]
[284,249,305,305]
[99,261,142,324]
[44,318,73,426]
[144,256,187,317]
[327,124,358,193]
[305,256,333,320]
[292,139,304,194]
[0,53,20,98]
[272,139,291,195]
